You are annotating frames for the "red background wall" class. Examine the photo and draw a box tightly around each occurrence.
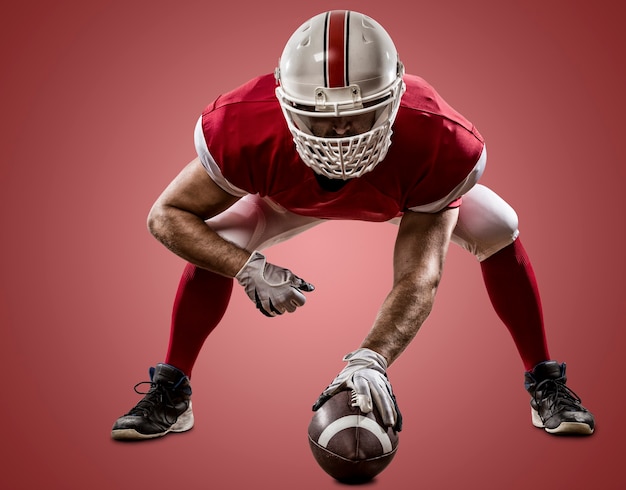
[2,1,624,488]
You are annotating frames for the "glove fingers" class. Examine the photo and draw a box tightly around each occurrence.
[391,394,403,432]
[255,290,309,315]
[349,375,374,413]
[287,288,307,309]
[312,378,345,411]
[255,290,282,317]
[312,393,332,411]
[312,351,400,432]
[292,276,315,292]
[369,379,397,428]
[238,252,313,316]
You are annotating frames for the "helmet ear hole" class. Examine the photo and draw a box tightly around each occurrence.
[275,10,405,179]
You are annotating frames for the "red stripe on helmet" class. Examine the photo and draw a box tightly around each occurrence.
[326,10,347,88]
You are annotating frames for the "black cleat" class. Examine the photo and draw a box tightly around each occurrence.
[111,363,194,440]
[525,361,594,435]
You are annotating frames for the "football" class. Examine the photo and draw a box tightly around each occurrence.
[308,390,399,483]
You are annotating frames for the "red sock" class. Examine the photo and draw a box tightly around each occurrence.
[480,238,550,371]
[164,263,233,377]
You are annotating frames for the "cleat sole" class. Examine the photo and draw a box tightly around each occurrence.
[111,404,194,441]
[531,407,594,435]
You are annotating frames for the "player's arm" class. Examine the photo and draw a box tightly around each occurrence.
[313,207,458,428]
[147,156,250,276]
[360,206,459,365]
[148,157,314,316]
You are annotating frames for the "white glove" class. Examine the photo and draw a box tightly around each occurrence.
[312,348,402,431]
[235,251,314,317]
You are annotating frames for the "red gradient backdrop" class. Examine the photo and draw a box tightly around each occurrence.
[1,1,624,489]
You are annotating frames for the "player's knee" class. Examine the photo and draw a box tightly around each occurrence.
[479,210,519,259]
[452,185,519,261]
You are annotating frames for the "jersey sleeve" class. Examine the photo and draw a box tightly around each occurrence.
[194,116,248,197]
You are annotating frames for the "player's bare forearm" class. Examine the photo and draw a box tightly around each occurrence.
[361,274,438,365]
[360,207,459,365]
[147,158,250,277]
[148,203,249,277]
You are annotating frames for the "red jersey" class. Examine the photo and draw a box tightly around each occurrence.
[196,73,484,221]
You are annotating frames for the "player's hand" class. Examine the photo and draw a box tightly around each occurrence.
[235,251,314,317]
[312,348,403,431]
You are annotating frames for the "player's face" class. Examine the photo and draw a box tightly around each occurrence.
[302,112,376,138]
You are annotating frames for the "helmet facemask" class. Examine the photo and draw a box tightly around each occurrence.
[275,10,406,180]
[276,77,405,180]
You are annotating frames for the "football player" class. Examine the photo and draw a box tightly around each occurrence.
[112,10,594,441]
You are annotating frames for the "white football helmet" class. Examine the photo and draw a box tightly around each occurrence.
[275,10,406,180]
